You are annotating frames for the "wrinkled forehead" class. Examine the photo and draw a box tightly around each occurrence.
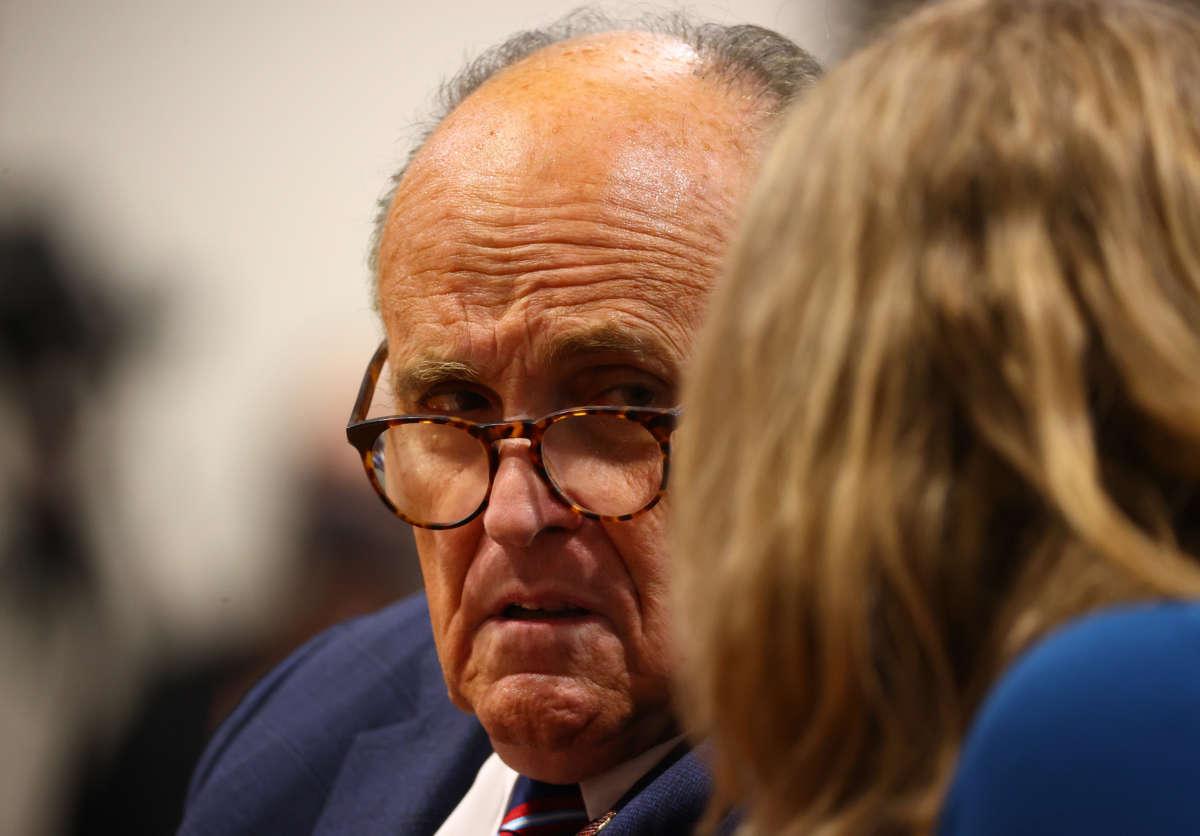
[377,31,765,275]
[375,31,764,385]
[378,244,713,399]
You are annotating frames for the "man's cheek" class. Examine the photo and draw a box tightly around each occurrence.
[416,540,474,699]
[416,530,472,608]
[605,518,670,597]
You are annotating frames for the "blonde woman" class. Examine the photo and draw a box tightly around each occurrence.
[673,0,1200,833]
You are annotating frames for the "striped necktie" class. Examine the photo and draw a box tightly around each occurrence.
[498,776,589,835]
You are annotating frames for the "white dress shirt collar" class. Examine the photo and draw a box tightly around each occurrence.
[578,736,686,820]
[432,735,687,835]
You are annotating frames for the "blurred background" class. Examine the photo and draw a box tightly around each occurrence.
[0,1,883,833]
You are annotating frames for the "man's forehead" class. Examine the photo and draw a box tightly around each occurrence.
[387,31,763,218]
[375,28,762,398]
[413,32,708,163]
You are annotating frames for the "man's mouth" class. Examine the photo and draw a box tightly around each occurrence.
[501,603,590,620]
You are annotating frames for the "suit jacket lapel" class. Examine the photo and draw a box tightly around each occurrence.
[595,744,739,835]
[314,708,492,835]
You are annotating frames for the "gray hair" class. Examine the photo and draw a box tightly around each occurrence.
[366,7,822,281]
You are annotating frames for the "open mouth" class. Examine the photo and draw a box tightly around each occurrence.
[501,603,590,620]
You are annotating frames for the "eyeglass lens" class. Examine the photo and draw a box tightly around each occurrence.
[370,413,664,526]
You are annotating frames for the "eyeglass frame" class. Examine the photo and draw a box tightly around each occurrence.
[346,340,681,530]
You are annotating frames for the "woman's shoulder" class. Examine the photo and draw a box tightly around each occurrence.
[939,601,1200,835]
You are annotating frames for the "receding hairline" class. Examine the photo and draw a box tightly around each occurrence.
[365,10,822,295]
[482,28,705,74]
[398,29,759,191]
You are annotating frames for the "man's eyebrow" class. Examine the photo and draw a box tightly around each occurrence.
[392,358,481,397]
[541,324,669,367]
[390,325,672,397]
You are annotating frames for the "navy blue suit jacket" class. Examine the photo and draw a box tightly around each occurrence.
[179,594,723,835]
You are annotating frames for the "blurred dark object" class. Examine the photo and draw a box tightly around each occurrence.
[0,220,133,599]
[64,458,422,836]
[205,461,425,732]
[0,222,129,387]
[67,658,240,836]
[0,216,422,835]
[0,213,150,836]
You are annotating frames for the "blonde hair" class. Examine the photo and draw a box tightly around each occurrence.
[673,0,1200,833]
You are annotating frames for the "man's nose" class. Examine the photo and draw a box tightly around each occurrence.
[481,439,583,547]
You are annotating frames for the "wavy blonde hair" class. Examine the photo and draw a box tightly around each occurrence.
[673,0,1200,833]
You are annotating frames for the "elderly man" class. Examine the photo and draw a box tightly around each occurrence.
[180,12,819,836]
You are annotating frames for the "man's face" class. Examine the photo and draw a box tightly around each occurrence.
[376,32,762,783]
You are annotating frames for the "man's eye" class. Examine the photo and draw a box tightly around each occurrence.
[419,389,492,415]
[590,383,660,408]
[568,365,673,409]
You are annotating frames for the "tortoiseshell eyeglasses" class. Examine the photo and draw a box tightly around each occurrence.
[345,340,680,530]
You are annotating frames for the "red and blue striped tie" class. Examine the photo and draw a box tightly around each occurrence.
[498,777,589,836]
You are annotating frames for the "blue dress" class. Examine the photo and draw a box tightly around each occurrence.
[939,601,1200,834]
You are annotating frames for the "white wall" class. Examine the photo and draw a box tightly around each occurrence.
[0,0,855,654]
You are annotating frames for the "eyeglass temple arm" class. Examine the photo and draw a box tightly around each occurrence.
[348,339,389,427]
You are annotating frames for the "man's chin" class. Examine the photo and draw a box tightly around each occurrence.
[491,740,622,784]
[469,672,638,782]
